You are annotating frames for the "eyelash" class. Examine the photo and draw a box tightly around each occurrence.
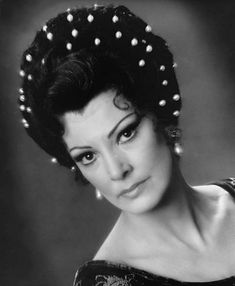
[74,119,141,166]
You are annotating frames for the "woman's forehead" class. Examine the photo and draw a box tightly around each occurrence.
[61,90,134,141]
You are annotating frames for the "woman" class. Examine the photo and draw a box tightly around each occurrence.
[18,4,235,285]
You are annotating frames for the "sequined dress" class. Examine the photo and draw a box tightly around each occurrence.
[73,178,235,286]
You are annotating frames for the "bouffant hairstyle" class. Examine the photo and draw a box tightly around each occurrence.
[18,4,181,181]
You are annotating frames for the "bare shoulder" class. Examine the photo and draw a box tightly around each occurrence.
[192,182,235,214]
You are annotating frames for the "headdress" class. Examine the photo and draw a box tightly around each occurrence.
[18,4,182,175]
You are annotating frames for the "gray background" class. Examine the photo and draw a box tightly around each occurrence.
[1,0,235,285]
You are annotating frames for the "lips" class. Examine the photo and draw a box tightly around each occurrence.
[119,177,149,198]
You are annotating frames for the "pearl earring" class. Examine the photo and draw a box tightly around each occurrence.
[95,189,103,200]
[174,142,183,156]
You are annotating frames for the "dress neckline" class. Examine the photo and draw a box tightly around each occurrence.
[85,259,235,284]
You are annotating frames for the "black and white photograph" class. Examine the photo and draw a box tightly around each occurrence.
[1,0,235,285]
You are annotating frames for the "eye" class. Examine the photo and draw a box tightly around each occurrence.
[75,152,96,166]
[118,122,139,144]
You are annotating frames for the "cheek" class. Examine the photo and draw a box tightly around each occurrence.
[79,166,110,192]
[133,130,164,168]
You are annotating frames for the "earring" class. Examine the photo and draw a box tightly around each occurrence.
[174,142,183,156]
[95,189,103,200]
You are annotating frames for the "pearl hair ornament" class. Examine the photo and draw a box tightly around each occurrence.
[87,14,94,22]
[145,25,152,32]
[66,42,72,50]
[112,15,119,23]
[26,107,32,113]
[26,54,32,62]
[173,110,180,117]
[72,29,78,37]
[115,31,122,38]
[20,105,25,111]
[67,13,73,22]
[138,59,145,67]
[173,94,180,101]
[146,45,152,52]
[19,95,25,102]
[19,70,25,77]
[27,74,33,81]
[94,38,101,45]
[159,100,166,106]
[131,38,138,46]
[19,88,24,94]
[47,32,53,41]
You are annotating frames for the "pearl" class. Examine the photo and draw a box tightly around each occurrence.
[51,157,58,163]
[27,74,33,81]
[96,189,103,200]
[131,38,138,46]
[19,95,25,102]
[174,143,183,156]
[71,166,76,172]
[145,25,152,32]
[20,105,25,111]
[112,15,119,23]
[94,38,101,45]
[22,118,27,124]
[47,32,53,41]
[72,29,78,37]
[159,100,166,106]
[162,80,168,86]
[19,88,24,94]
[173,62,178,68]
[26,54,32,62]
[173,110,180,117]
[146,45,153,52]
[41,58,45,65]
[66,8,71,12]
[42,25,47,32]
[24,122,29,128]
[160,65,165,71]
[26,107,32,113]
[67,13,73,22]
[173,94,180,101]
[138,59,145,67]
[19,70,25,77]
[66,42,72,50]
[115,31,122,39]
[87,14,94,22]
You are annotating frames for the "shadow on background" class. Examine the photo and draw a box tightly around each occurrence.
[0,0,235,285]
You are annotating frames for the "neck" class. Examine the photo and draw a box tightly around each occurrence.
[119,155,207,251]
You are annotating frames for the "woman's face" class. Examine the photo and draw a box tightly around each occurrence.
[61,89,173,214]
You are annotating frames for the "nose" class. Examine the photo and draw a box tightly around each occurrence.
[103,151,133,181]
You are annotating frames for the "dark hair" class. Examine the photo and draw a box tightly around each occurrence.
[18,4,181,181]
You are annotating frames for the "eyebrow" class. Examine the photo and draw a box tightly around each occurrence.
[69,112,135,152]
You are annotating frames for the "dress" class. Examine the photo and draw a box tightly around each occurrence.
[73,178,235,286]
